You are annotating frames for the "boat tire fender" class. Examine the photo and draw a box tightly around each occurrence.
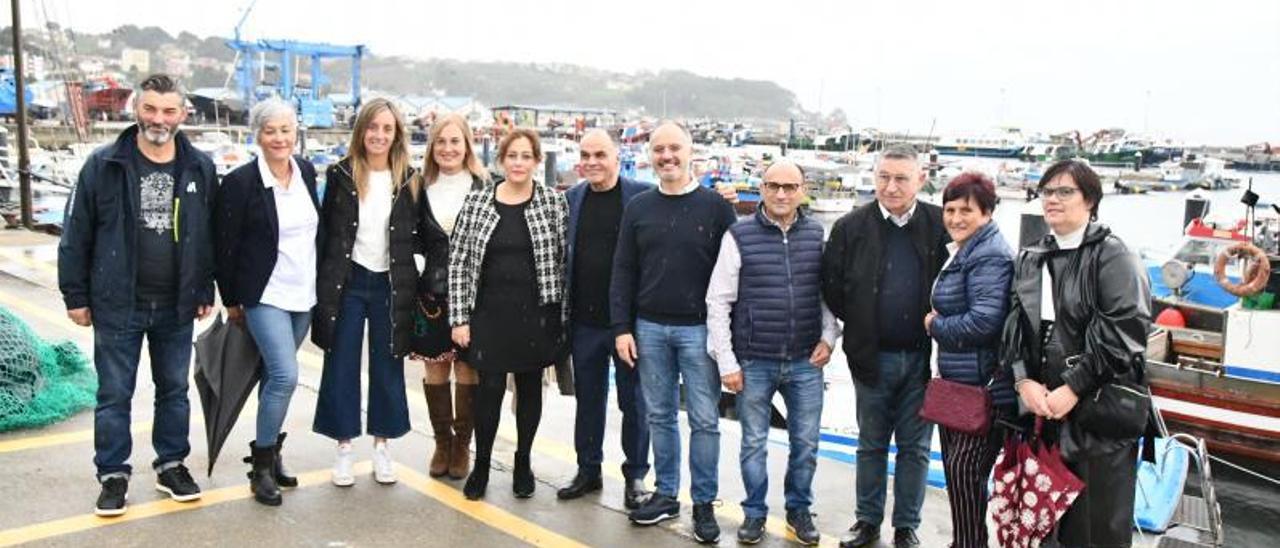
[1213,242,1271,297]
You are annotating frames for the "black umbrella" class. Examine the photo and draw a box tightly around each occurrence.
[193,314,261,477]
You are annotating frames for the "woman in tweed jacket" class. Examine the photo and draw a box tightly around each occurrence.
[448,128,569,500]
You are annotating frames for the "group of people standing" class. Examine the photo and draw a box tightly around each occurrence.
[58,73,1152,548]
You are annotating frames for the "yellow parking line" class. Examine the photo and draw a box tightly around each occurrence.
[0,462,372,547]
[396,464,588,548]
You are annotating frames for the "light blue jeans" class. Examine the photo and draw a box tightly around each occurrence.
[244,303,310,447]
[854,350,933,529]
[635,318,721,504]
[736,357,824,519]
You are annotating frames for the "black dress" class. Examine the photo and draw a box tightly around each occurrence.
[466,198,563,372]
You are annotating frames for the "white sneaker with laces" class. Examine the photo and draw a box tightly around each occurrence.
[373,442,397,484]
[332,443,355,487]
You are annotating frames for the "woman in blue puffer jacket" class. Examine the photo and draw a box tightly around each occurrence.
[924,172,1015,548]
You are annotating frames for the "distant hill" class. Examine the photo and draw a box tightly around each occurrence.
[2,25,805,120]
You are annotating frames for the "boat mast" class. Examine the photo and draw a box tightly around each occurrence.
[9,0,33,228]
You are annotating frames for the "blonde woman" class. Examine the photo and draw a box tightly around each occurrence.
[311,98,448,487]
[417,113,488,479]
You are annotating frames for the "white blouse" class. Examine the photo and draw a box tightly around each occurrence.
[256,155,319,312]
[352,170,393,273]
[428,171,473,235]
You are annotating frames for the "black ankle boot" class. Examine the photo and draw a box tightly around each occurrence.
[248,441,281,506]
[273,433,297,488]
[463,461,489,501]
[513,451,534,499]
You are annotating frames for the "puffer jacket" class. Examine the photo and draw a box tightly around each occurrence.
[1000,222,1152,456]
[929,221,1016,407]
[311,158,449,358]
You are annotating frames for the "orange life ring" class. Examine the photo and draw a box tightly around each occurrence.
[1214,242,1272,297]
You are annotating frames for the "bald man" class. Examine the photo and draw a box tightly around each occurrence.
[610,121,736,541]
[704,161,837,545]
[558,129,654,509]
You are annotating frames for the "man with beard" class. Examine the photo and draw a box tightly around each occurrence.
[611,121,737,543]
[59,74,217,517]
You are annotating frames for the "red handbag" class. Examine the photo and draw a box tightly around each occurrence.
[918,377,992,436]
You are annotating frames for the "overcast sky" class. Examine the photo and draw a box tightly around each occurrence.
[9,0,1280,145]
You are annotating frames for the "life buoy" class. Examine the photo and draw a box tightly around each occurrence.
[1214,242,1272,297]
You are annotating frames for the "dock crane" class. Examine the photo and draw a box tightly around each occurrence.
[224,0,365,127]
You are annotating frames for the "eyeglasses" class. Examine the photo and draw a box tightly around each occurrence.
[1040,186,1079,199]
[762,181,802,194]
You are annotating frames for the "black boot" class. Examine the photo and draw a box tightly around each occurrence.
[273,433,298,488]
[463,459,489,501]
[513,451,534,499]
[248,442,281,506]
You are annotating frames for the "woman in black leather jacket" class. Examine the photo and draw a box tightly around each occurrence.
[1001,159,1152,547]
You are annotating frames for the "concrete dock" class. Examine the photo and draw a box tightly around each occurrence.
[0,228,1022,547]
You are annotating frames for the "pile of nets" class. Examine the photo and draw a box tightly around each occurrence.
[0,305,96,431]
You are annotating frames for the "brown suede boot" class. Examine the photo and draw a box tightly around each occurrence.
[449,383,476,480]
[423,382,454,477]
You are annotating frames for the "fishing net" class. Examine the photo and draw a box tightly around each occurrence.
[0,305,97,431]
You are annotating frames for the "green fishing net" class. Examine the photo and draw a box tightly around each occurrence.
[0,305,96,431]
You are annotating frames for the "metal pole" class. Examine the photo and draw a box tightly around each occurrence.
[11,0,33,228]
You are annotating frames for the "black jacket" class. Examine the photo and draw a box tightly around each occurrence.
[820,201,948,385]
[1000,223,1151,456]
[311,159,449,358]
[214,156,322,309]
[57,125,217,327]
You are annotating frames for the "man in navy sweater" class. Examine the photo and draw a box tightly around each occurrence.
[611,121,737,543]
[821,146,948,548]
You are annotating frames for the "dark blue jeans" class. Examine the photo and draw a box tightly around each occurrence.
[92,304,194,479]
[571,323,650,480]
[313,263,409,441]
[736,357,824,519]
[854,349,933,529]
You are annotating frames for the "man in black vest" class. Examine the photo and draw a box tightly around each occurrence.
[821,146,948,548]
[706,160,838,546]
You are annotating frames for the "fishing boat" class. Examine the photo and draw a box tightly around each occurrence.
[1143,194,1280,462]
[932,128,1029,158]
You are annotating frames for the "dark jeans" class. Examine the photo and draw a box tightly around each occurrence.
[92,304,194,479]
[571,323,650,480]
[854,349,933,529]
[313,262,409,440]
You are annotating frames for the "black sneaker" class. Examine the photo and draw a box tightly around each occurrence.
[155,464,202,502]
[736,516,766,544]
[95,476,128,517]
[692,502,721,544]
[786,510,821,546]
[628,493,680,525]
[892,527,920,548]
[839,520,879,548]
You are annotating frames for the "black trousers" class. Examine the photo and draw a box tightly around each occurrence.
[1053,442,1139,548]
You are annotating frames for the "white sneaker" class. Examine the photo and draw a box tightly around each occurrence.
[332,443,355,487]
[373,442,397,484]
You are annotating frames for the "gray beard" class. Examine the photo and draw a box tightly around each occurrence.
[140,124,175,146]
